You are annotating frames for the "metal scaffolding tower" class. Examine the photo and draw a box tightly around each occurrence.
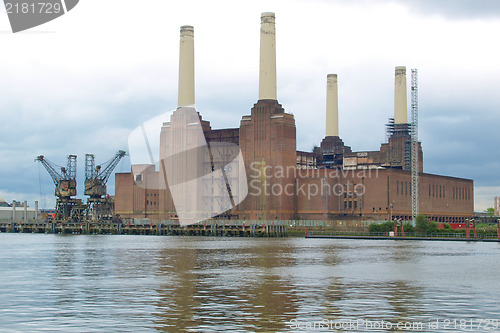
[411,69,419,222]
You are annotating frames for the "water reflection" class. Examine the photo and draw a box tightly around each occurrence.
[153,240,299,332]
[1,235,500,332]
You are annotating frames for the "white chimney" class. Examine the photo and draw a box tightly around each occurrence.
[23,201,27,222]
[394,66,408,124]
[326,74,339,137]
[178,25,195,108]
[12,200,16,221]
[259,12,277,100]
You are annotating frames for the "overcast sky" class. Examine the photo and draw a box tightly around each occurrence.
[1,0,499,212]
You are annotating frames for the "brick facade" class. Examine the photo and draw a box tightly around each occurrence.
[115,104,473,222]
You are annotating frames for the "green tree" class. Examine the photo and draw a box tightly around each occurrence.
[486,207,494,217]
[368,221,394,233]
[415,214,428,233]
[403,222,414,233]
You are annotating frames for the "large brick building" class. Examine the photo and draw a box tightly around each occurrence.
[115,13,473,223]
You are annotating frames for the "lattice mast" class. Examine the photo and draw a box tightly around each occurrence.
[411,69,419,222]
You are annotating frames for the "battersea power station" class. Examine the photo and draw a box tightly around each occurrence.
[115,12,473,223]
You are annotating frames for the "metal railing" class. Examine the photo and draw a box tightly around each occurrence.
[307,230,499,240]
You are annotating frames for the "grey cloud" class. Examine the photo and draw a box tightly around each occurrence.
[402,0,500,19]
[326,0,500,18]
[421,107,500,185]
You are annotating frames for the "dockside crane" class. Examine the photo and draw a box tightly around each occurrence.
[35,155,86,221]
[85,150,127,220]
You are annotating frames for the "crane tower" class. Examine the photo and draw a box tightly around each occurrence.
[85,150,126,220]
[35,154,86,221]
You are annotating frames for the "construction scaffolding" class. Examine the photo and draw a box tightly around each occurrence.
[411,69,419,222]
[202,142,240,219]
[385,118,412,170]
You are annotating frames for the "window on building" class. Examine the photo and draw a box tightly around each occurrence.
[429,185,431,197]
[405,182,408,195]
[348,201,352,209]
[344,202,347,209]
[440,186,442,198]
[397,181,399,195]
[354,201,357,209]
[443,187,445,198]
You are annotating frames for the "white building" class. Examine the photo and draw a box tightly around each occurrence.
[0,198,38,222]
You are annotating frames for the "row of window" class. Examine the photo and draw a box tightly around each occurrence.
[396,181,409,196]
[428,184,445,198]
[452,187,471,200]
[426,185,471,200]
[146,200,157,206]
[344,201,358,209]
[399,181,471,201]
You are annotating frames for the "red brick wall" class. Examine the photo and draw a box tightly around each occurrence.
[239,100,296,220]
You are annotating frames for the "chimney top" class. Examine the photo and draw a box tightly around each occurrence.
[261,12,275,17]
[395,66,406,74]
[180,25,194,37]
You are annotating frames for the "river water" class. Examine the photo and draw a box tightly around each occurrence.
[0,234,499,332]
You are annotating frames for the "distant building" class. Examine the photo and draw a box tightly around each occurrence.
[0,197,10,207]
[0,200,38,221]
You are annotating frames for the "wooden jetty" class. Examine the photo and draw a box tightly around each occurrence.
[0,220,288,237]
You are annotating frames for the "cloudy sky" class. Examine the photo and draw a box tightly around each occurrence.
[1,0,499,211]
